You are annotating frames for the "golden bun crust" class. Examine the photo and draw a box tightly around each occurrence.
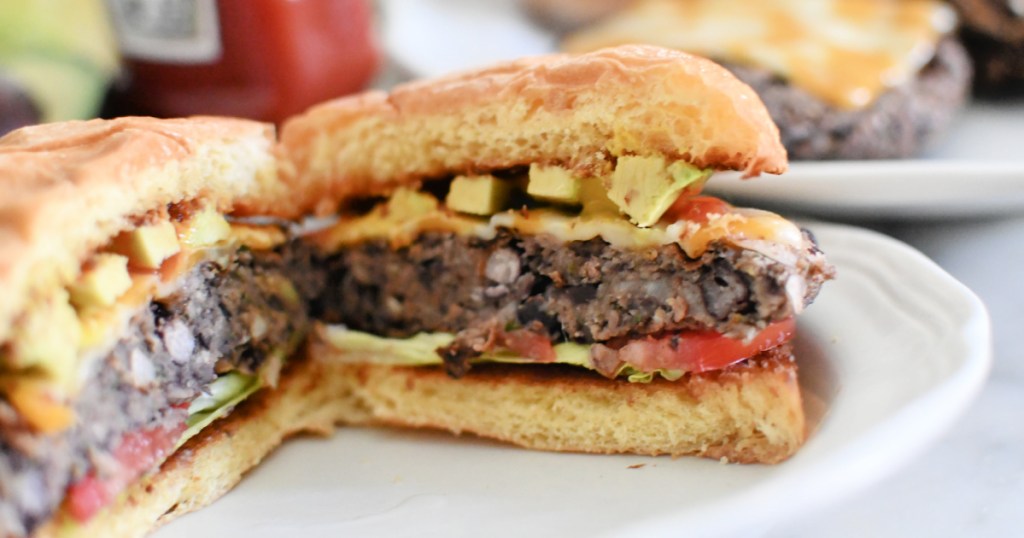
[271,44,787,218]
[36,346,803,536]
[342,347,806,464]
[35,352,370,538]
[0,116,275,344]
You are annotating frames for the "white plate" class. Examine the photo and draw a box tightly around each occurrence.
[153,223,991,538]
[707,155,1024,220]
[707,102,1024,219]
[378,0,1024,219]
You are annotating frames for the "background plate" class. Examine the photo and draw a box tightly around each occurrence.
[707,101,1024,219]
[153,223,991,537]
[707,153,1024,220]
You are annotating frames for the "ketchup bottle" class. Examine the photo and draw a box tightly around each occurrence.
[106,0,379,123]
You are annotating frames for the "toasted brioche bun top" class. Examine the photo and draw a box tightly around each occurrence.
[0,116,275,344]
[269,44,787,218]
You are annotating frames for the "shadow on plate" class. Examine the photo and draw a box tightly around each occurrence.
[795,331,839,438]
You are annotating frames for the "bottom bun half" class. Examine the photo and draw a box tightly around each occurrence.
[38,344,805,537]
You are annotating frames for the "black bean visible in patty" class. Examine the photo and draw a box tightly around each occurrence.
[302,229,831,376]
[0,249,306,536]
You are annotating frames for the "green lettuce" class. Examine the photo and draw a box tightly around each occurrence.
[178,371,261,448]
[320,326,680,383]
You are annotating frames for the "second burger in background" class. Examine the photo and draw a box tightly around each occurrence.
[563,0,972,160]
[947,0,1024,94]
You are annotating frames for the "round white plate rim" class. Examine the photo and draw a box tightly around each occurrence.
[609,221,993,536]
[707,163,1024,218]
[154,222,992,538]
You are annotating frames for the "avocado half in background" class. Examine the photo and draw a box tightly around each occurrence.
[0,0,118,135]
[0,74,38,135]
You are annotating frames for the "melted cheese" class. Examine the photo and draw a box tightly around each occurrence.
[311,189,485,250]
[564,0,955,109]
[227,222,288,250]
[503,208,801,257]
[313,190,804,257]
[0,377,75,433]
[667,208,805,259]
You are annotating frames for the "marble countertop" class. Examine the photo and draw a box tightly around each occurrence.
[768,216,1024,537]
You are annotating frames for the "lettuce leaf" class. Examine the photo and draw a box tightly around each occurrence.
[320,326,680,383]
[178,371,261,448]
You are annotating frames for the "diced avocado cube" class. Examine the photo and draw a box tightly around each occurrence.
[527,164,582,205]
[579,176,621,217]
[389,187,442,216]
[228,223,288,250]
[10,290,81,388]
[180,206,231,248]
[606,156,712,227]
[445,174,512,216]
[69,253,132,309]
[114,221,181,269]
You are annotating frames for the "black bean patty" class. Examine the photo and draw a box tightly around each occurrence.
[302,229,831,376]
[0,221,833,533]
[0,250,307,536]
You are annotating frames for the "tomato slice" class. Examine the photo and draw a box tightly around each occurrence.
[613,319,796,375]
[662,195,733,225]
[65,421,186,522]
[501,329,556,362]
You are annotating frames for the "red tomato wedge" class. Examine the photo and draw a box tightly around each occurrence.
[614,319,796,375]
[65,421,186,522]
[501,329,556,362]
[662,195,733,225]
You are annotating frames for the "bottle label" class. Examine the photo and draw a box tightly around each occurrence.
[107,0,222,64]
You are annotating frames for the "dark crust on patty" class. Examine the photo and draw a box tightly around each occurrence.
[0,250,307,536]
[724,37,972,159]
[299,229,831,376]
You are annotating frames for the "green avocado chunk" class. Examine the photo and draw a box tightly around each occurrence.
[606,156,712,227]
[68,254,132,310]
[111,221,181,270]
[527,164,583,205]
[445,174,513,216]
